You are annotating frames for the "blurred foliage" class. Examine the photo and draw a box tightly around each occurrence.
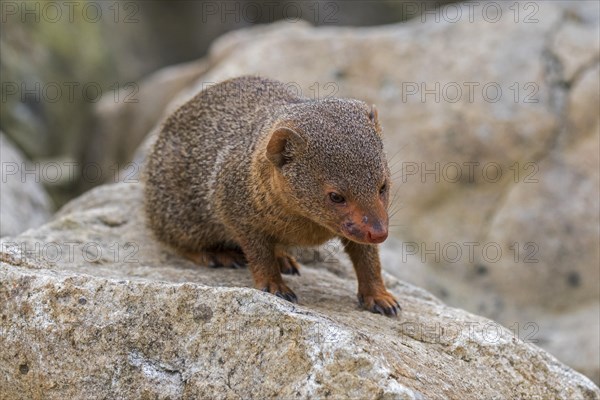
[1,1,113,158]
[0,0,454,207]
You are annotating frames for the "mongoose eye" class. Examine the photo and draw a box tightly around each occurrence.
[379,183,387,195]
[329,192,346,204]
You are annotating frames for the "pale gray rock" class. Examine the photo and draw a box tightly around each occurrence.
[108,0,600,383]
[84,59,210,189]
[161,0,598,382]
[0,132,52,237]
[1,181,598,399]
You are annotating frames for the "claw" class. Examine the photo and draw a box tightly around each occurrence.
[358,291,401,317]
[277,254,301,276]
[275,291,297,303]
[282,264,300,276]
[357,294,365,307]
[260,282,298,304]
[287,292,298,303]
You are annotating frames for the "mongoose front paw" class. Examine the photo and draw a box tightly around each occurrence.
[260,281,298,303]
[277,254,301,276]
[358,291,401,317]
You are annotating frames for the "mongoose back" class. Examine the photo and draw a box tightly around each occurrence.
[144,76,399,316]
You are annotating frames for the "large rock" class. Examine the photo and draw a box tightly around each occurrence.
[1,181,599,399]
[0,132,52,237]
[120,0,600,383]
[79,1,452,190]
[82,59,209,191]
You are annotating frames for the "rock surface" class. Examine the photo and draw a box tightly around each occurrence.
[0,132,52,237]
[83,59,209,190]
[122,0,600,383]
[1,0,598,396]
[1,181,599,399]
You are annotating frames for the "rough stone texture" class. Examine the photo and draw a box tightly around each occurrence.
[0,132,52,237]
[2,0,598,395]
[1,181,599,399]
[120,1,600,383]
[83,59,209,190]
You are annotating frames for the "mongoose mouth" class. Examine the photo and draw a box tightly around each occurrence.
[340,221,389,244]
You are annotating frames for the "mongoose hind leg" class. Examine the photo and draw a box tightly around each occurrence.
[275,248,301,276]
[183,246,247,269]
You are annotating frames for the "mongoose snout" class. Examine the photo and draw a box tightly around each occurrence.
[336,202,389,244]
[144,76,400,316]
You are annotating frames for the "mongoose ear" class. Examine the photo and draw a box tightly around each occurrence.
[266,127,306,168]
[368,104,379,124]
[368,104,383,136]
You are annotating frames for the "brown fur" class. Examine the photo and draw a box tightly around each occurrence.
[144,76,399,316]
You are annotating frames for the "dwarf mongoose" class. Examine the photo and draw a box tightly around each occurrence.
[144,76,399,316]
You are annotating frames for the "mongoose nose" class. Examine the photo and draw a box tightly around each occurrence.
[367,227,388,244]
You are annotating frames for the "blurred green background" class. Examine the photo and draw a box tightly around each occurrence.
[1,0,453,207]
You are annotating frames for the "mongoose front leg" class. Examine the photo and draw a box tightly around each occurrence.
[343,239,400,316]
[240,237,298,303]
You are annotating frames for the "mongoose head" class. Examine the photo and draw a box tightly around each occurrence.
[266,99,390,244]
